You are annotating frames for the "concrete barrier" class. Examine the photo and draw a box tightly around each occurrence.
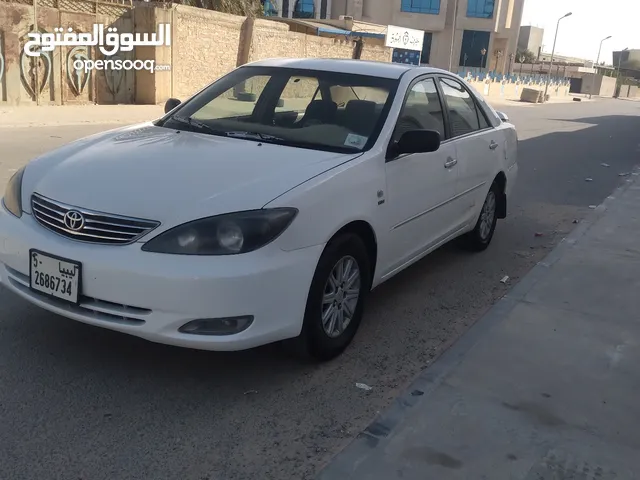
[520,88,544,103]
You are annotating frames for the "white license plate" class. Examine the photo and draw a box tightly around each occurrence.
[29,250,81,304]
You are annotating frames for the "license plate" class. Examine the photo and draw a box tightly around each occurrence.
[29,250,81,304]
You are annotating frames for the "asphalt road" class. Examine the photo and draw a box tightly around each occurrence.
[1,99,639,480]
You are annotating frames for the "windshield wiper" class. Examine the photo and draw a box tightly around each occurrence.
[224,131,285,141]
[169,119,283,142]
[171,116,223,136]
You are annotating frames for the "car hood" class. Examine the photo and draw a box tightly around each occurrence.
[22,123,359,227]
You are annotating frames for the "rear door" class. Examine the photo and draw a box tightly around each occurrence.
[437,76,498,227]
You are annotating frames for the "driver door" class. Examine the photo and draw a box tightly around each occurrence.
[381,76,460,276]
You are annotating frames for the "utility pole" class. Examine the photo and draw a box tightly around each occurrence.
[589,35,612,99]
[448,0,459,72]
[615,47,628,98]
[544,12,572,101]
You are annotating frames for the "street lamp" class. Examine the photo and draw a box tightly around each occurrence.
[544,12,572,101]
[481,48,487,69]
[589,35,612,99]
[615,47,628,97]
[519,55,525,75]
[617,48,629,73]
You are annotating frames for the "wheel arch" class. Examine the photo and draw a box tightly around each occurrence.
[326,220,378,288]
[494,171,507,219]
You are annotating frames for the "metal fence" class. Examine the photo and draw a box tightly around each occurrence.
[455,67,569,87]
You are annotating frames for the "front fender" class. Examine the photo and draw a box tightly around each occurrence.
[265,153,386,254]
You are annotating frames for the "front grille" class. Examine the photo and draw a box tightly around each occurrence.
[31,193,160,245]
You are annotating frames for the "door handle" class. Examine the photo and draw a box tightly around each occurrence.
[489,141,499,150]
[444,158,458,169]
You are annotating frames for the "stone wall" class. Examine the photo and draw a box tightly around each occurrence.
[0,0,133,105]
[171,5,245,100]
[0,1,393,106]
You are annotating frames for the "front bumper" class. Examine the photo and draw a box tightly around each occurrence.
[0,209,324,351]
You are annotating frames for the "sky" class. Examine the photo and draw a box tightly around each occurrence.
[520,0,638,64]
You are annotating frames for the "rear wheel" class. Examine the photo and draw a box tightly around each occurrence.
[284,234,371,361]
[461,182,499,251]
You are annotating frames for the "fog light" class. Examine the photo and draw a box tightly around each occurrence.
[178,316,254,336]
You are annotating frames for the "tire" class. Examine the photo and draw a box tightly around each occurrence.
[284,234,371,361]
[461,181,499,251]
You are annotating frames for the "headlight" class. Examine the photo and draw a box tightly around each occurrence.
[141,208,298,255]
[2,167,25,218]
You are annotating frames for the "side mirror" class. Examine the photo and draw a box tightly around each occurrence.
[395,129,441,156]
[164,98,181,114]
[496,111,509,122]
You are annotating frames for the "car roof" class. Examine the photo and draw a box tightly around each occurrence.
[243,58,448,80]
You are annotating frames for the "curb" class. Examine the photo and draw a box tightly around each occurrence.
[316,168,640,479]
[0,121,142,129]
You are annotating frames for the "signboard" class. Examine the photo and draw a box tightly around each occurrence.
[392,48,421,66]
[385,25,424,52]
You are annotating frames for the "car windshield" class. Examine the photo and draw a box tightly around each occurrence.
[159,66,399,153]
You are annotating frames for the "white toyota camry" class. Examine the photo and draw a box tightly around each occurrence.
[0,58,517,361]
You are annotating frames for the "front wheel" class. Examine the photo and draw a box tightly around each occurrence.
[284,234,371,361]
[461,182,499,251]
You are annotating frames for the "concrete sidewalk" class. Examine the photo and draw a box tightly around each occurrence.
[0,105,163,128]
[318,170,640,479]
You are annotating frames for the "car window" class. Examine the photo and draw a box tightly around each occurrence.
[478,108,490,129]
[191,75,271,121]
[438,77,485,138]
[394,77,445,141]
[277,76,322,114]
[329,85,390,108]
[164,66,398,154]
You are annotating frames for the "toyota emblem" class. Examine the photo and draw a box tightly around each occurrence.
[64,210,85,231]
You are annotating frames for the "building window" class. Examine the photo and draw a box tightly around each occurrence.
[467,0,494,18]
[459,30,490,68]
[293,0,315,18]
[420,32,433,64]
[392,49,421,65]
[400,0,440,15]
[263,0,278,16]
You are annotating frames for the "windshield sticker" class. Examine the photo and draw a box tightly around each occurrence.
[344,133,367,149]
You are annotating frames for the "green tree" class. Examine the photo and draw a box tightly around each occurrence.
[516,49,536,64]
